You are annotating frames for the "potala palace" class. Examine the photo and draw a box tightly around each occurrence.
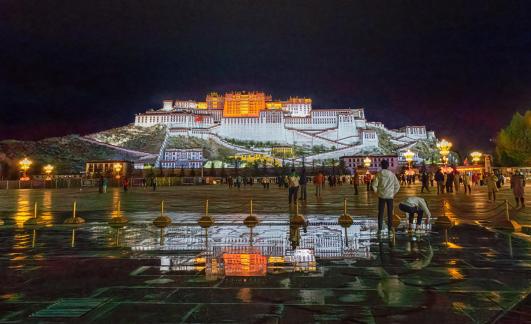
[134,91,437,163]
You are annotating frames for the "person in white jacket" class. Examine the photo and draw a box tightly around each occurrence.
[372,160,401,235]
[398,196,431,233]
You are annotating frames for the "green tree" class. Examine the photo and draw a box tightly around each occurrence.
[495,111,531,166]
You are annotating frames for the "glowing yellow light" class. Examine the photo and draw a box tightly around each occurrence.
[19,157,32,180]
[470,151,482,164]
[448,267,464,280]
[403,149,415,164]
[43,164,54,181]
[363,157,371,168]
[19,158,32,172]
[437,139,452,164]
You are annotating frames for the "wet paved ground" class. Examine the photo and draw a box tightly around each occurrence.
[0,183,530,323]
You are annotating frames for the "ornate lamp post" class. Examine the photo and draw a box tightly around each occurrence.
[19,157,32,181]
[113,163,123,180]
[403,149,414,168]
[436,139,452,165]
[363,156,371,173]
[470,151,482,165]
[43,164,54,181]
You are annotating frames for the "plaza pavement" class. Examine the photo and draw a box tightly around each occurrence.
[0,183,530,323]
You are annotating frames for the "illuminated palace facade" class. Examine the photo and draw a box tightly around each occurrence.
[134,91,435,150]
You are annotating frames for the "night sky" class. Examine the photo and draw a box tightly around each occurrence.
[1,1,530,153]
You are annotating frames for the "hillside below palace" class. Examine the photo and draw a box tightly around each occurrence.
[134,91,436,153]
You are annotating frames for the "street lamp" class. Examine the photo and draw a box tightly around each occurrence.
[363,156,371,174]
[113,163,123,179]
[43,164,54,181]
[470,151,482,165]
[437,139,452,165]
[19,157,32,181]
[403,149,415,168]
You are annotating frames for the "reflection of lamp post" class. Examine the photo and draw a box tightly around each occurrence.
[243,200,259,247]
[43,164,54,181]
[436,139,452,165]
[113,163,123,180]
[19,157,32,181]
[403,150,414,168]
[470,151,482,165]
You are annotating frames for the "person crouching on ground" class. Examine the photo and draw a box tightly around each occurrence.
[398,196,431,234]
[372,160,401,236]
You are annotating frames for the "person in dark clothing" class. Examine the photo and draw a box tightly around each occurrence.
[352,168,359,195]
[435,169,445,194]
[420,171,430,193]
[299,169,308,201]
[446,172,454,193]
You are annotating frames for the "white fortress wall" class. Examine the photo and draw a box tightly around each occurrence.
[287,128,343,148]
[216,116,288,143]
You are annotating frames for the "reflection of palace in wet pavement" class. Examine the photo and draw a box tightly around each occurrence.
[122,217,381,276]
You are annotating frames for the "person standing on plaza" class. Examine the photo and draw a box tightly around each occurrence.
[398,196,431,234]
[372,160,401,236]
[151,177,157,191]
[102,177,108,193]
[435,168,444,194]
[122,178,129,192]
[299,169,308,201]
[510,171,526,208]
[446,171,454,193]
[288,169,300,204]
[314,170,324,198]
[364,172,372,192]
[98,176,104,194]
[453,170,460,193]
[472,172,479,186]
[352,168,359,195]
[463,172,472,194]
[429,171,434,187]
[420,170,430,193]
[485,172,499,202]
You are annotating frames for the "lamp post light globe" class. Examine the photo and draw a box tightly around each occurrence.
[113,163,123,180]
[437,139,452,165]
[363,157,371,168]
[470,151,482,165]
[403,149,415,167]
[43,164,54,181]
[19,157,32,181]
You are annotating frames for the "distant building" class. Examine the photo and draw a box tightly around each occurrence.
[174,100,198,109]
[271,145,294,158]
[282,97,312,117]
[399,126,429,139]
[159,148,204,168]
[133,91,437,161]
[223,91,271,117]
[340,155,399,173]
[85,160,133,178]
[206,92,224,109]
